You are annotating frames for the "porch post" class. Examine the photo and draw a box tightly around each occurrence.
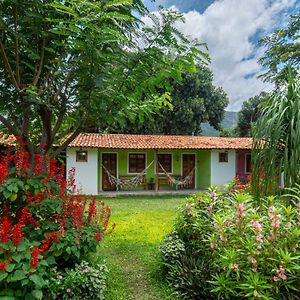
[155,150,159,192]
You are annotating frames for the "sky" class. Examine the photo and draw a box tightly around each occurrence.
[143,0,298,111]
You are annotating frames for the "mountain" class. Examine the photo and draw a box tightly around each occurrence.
[201,111,238,136]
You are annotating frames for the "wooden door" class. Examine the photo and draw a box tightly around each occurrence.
[182,154,195,189]
[102,153,117,191]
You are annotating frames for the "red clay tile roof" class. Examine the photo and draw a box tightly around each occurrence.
[69,133,252,150]
[0,133,16,146]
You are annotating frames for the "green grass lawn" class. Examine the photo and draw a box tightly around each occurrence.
[95,195,188,300]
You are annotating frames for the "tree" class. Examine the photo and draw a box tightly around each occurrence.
[112,65,228,135]
[0,1,206,162]
[251,71,300,198]
[236,91,269,137]
[259,11,300,82]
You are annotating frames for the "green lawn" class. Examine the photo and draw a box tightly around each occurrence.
[95,195,188,300]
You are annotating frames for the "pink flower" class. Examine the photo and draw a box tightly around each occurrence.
[223,266,227,271]
[256,234,263,243]
[291,247,296,253]
[273,276,279,282]
[234,203,247,218]
[251,220,262,232]
[83,268,89,273]
[252,267,257,272]
[220,235,227,242]
[231,264,239,270]
[250,258,257,264]
[66,288,71,293]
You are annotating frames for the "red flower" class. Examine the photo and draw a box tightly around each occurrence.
[0,262,6,271]
[0,216,11,243]
[7,258,13,263]
[12,223,24,247]
[94,230,102,241]
[30,246,39,269]
[52,232,59,243]
[0,163,8,183]
[87,197,97,224]
[39,232,51,253]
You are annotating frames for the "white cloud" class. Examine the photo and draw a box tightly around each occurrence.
[173,0,295,111]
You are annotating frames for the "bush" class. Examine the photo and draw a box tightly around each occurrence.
[161,186,300,299]
[47,261,108,300]
[160,232,185,267]
[0,146,114,298]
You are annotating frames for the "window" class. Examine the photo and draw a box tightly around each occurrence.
[219,152,228,163]
[76,150,88,162]
[245,154,251,173]
[128,153,145,173]
[157,154,172,173]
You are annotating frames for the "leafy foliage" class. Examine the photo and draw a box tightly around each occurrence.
[259,11,300,83]
[236,92,269,137]
[252,72,300,198]
[0,147,113,298]
[111,65,228,135]
[161,186,300,300]
[0,1,207,159]
[47,261,108,300]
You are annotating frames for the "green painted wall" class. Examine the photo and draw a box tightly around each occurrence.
[98,148,211,191]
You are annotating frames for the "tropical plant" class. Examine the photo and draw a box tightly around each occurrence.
[0,1,207,161]
[259,11,300,83]
[161,186,300,300]
[251,71,300,198]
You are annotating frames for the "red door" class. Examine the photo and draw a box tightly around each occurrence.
[102,153,117,191]
[182,154,195,189]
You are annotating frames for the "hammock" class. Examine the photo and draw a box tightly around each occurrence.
[102,160,154,189]
[158,161,195,189]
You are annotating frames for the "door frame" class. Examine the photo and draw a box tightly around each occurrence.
[100,152,118,191]
[181,153,197,189]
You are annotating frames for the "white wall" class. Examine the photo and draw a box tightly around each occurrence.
[66,147,98,195]
[210,150,236,186]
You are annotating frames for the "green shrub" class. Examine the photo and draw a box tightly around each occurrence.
[47,261,108,300]
[160,232,185,267]
[0,148,113,298]
[161,186,300,299]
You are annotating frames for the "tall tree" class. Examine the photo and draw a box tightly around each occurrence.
[112,65,228,135]
[236,91,269,137]
[259,11,300,82]
[0,1,206,162]
[252,71,300,198]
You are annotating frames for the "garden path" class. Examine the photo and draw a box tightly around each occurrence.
[96,195,187,300]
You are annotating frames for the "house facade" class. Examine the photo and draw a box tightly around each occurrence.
[66,133,252,195]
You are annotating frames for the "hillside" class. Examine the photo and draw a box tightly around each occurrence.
[201,111,238,136]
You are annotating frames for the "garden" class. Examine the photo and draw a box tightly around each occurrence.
[0,147,114,299]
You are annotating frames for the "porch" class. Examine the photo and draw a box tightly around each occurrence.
[99,189,204,197]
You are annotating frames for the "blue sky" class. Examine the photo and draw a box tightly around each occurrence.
[143,0,298,111]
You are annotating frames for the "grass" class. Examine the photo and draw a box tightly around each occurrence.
[95,195,188,300]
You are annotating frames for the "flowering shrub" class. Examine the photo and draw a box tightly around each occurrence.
[0,146,114,298]
[47,261,108,300]
[161,186,300,299]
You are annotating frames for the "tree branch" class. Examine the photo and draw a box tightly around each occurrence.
[33,36,46,86]
[0,114,21,137]
[14,5,20,85]
[51,125,83,158]
[0,40,20,92]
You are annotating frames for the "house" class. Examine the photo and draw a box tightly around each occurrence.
[66,133,252,194]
